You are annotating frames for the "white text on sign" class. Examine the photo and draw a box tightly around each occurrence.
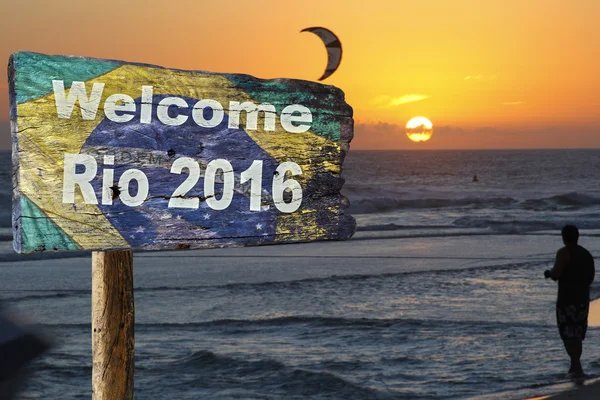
[52,81,313,133]
[62,154,303,213]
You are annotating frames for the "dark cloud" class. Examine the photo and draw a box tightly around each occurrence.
[0,120,11,150]
[352,121,600,150]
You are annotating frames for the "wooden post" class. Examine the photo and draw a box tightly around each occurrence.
[92,251,135,400]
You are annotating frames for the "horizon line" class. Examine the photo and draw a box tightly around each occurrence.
[345,147,600,151]
[3,147,600,152]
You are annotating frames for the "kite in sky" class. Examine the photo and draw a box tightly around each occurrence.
[301,27,342,81]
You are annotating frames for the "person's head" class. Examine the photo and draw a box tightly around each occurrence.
[561,224,579,245]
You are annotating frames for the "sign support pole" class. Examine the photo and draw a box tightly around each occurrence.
[91,251,135,400]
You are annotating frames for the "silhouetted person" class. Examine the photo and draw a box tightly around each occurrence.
[472,175,478,182]
[544,225,595,378]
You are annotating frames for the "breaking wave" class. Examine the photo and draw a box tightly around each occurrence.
[346,191,600,214]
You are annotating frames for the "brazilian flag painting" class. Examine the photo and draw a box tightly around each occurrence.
[9,52,355,253]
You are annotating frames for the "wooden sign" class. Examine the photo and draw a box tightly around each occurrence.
[8,52,355,253]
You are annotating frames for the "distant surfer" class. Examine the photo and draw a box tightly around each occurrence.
[544,225,595,378]
[472,175,478,182]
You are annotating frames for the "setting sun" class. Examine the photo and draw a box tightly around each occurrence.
[406,117,433,142]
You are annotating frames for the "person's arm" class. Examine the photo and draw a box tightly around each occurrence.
[549,248,569,281]
[588,254,595,284]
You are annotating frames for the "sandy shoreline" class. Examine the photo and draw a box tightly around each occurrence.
[522,377,600,399]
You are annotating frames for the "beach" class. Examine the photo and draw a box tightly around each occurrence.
[2,232,599,399]
[3,149,600,399]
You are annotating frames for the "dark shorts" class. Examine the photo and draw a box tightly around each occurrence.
[556,302,589,341]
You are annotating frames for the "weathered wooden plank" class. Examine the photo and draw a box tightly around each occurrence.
[92,250,134,400]
[9,52,355,253]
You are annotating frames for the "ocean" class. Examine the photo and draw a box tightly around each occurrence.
[2,149,600,399]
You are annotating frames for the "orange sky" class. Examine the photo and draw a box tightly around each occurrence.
[1,0,599,149]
